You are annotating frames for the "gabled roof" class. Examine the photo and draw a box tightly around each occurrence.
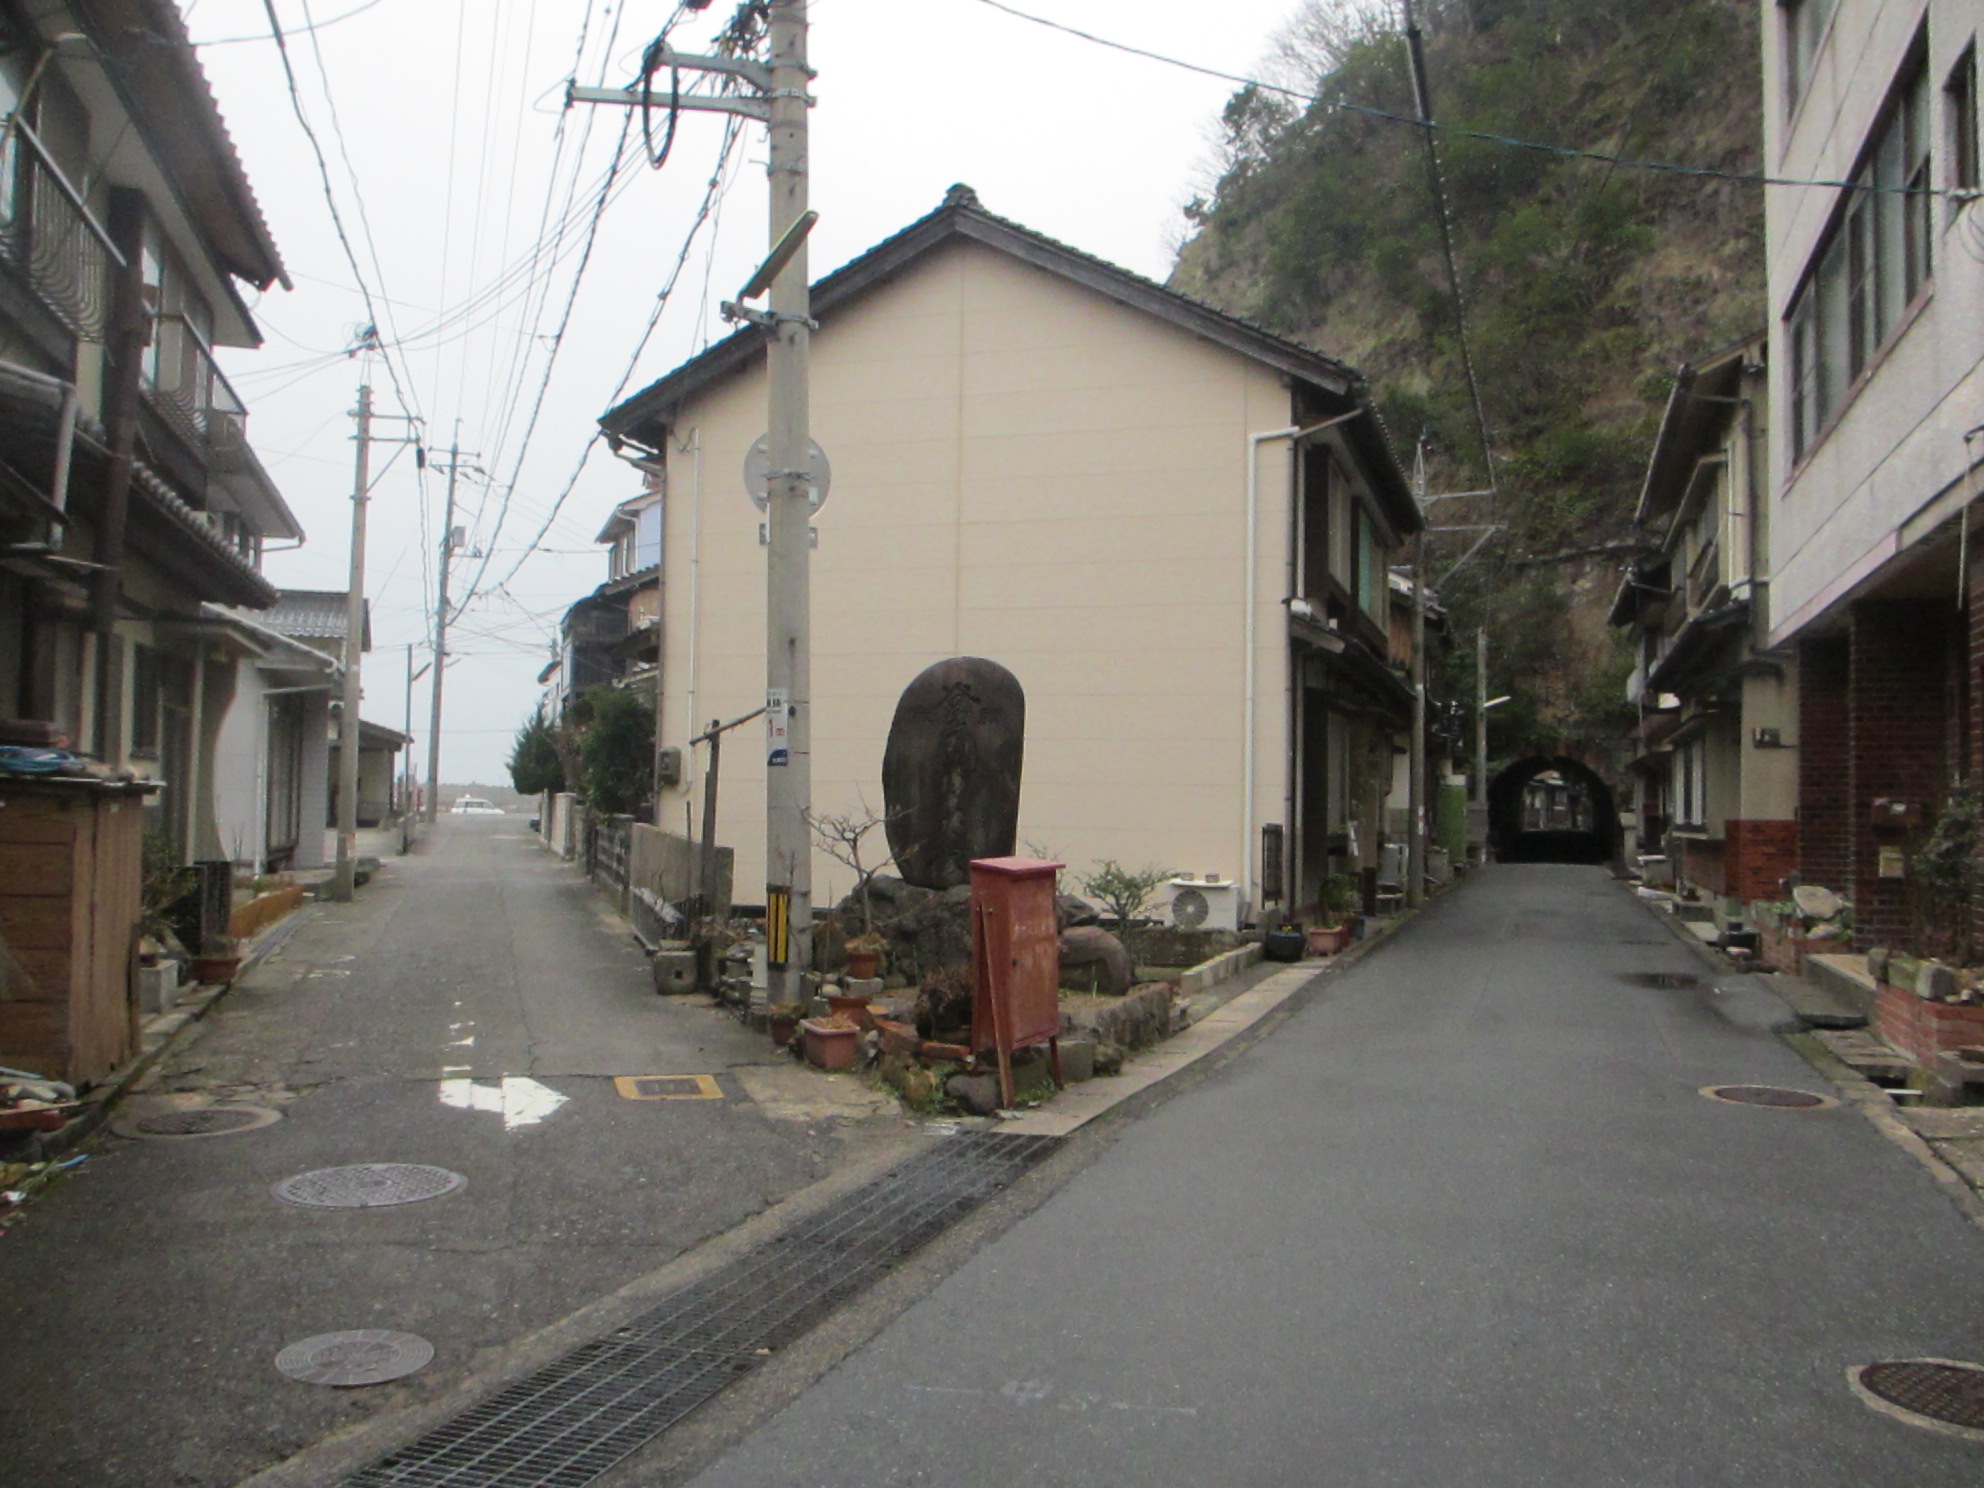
[73,0,288,292]
[1634,334,1764,530]
[601,186,1408,511]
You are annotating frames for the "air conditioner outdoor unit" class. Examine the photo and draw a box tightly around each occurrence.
[1163,875,1242,931]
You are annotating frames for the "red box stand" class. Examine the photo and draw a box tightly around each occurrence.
[970,856,1066,1109]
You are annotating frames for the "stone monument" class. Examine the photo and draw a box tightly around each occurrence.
[882,658,1023,890]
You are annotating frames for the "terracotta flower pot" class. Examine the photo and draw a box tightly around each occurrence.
[801,1017,860,1072]
[826,993,872,1028]
[191,953,242,985]
[769,1014,800,1048]
[1307,925,1349,956]
[845,949,881,979]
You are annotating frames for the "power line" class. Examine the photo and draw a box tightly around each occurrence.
[258,0,423,426]
[460,115,748,612]
[969,0,1981,203]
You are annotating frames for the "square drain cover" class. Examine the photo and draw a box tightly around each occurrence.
[615,1074,724,1101]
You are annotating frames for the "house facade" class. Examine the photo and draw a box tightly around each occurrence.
[0,0,294,1082]
[1762,0,1983,948]
[1612,337,1800,912]
[596,187,1422,923]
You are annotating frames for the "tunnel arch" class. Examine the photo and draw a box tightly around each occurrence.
[1487,753,1621,865]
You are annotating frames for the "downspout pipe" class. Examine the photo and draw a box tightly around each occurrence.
[1245,409,1365,919]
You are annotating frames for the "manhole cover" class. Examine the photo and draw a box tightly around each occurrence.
[272,1164,466,1209]
[1850,1359,1984,1438]
[1702,1084,1836,1109]
[1623,971,1702,989]
[126,1106,280,1138]
[276,1329,434,1387]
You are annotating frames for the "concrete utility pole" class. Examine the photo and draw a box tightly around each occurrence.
[426,439,465,824]
[761,0,813,1004]
[567,2,815,999]
[333,384,373,903]
[1407,442,1428,909]
[1474,627,1488,809]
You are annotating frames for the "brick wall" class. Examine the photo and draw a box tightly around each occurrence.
[1797,636,1850,895]
[1874,982,1984,1065]
[1848,600,1953,949]
[1677,837,1726,898]
[1725,819,1798,903]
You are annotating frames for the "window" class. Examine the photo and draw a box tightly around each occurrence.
[1676,738,1708,830]
[633,502,661,571]
[1783,0,1838,112]
[1950,46,1979,215]
[1785,54,1931,461]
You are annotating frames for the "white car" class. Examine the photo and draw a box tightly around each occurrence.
[451,796,504,816]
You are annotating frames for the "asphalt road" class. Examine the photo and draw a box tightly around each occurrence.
[0,817,909,1488]
[671,866,1984,1487]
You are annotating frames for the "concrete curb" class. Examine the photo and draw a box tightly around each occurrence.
[1619,879,1984,1236]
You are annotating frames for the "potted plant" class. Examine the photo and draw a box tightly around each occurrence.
[845,931,886,980]
[1263,922,1307,962]
[1308,874,1360,956]
[768,1000,805,1048]
[191,939,242,985]
[800,1013,862,1071]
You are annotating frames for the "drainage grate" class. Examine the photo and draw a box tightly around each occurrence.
[274,1163,467,1209]
[128,1106,279,1138]
[1702,1084,1834,1109]
[1852,1359,1984,1435]
[341,1131,1059,1487]
[1622,971,1702,989]
[278,1330,435,1387]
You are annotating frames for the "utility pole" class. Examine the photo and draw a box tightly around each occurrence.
[333,384,373,904]
[761,0,813,1005]
[567,2,814,1000]
[1407,442,1428,909]
[1474,626,1488,812]
[426,438,467,824]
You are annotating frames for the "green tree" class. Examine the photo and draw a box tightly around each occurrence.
[574,684,653,817]
[507,712,565,797]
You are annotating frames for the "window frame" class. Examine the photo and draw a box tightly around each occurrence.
[1783,42,1933,466]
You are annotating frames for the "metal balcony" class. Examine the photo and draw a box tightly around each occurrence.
[0,120,121,342]
[145,312,250,468]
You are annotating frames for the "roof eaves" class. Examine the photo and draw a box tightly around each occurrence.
[601,187,1363,447]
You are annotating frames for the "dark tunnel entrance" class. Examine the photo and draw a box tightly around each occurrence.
[1487,756,1621,865]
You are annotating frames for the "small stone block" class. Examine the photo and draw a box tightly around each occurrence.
[844,977,884,999]
[1058,1039,1096,1083]
[1919,962,1959,1002]
[651,949,697,995]
[1866,946,1891,982]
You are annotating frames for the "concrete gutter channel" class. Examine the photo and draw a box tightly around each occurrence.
[229,906,1433,1488]
[1630,879,1984,1236]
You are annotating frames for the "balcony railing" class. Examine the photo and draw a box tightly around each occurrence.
[145,312,249,469]
[0,119,120,342]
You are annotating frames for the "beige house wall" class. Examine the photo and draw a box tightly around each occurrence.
[654,238,1296,909]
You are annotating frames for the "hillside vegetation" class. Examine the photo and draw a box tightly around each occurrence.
[1171,0,1763,744]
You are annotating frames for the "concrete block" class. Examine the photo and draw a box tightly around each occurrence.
[1058,1039,1096,1083]
[136,963,180,1017]
[1919,961,1958,1002]
[651,945,697,995]
[843,977,884,1000]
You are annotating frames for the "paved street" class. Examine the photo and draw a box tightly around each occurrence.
[669,867,1984,1487]
[0,817,910,1488]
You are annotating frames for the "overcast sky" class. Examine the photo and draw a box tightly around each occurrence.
[186,0,1309,785]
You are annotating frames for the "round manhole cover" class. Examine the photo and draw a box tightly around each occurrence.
[1702,1084,1836,1110]
[272,1164,466,1209]
[125,1106,280,1139]
[1850,1359,1984,1439]
[276,1329,434,1387]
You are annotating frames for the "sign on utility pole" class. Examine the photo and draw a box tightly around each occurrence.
[571,0,817,1007]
